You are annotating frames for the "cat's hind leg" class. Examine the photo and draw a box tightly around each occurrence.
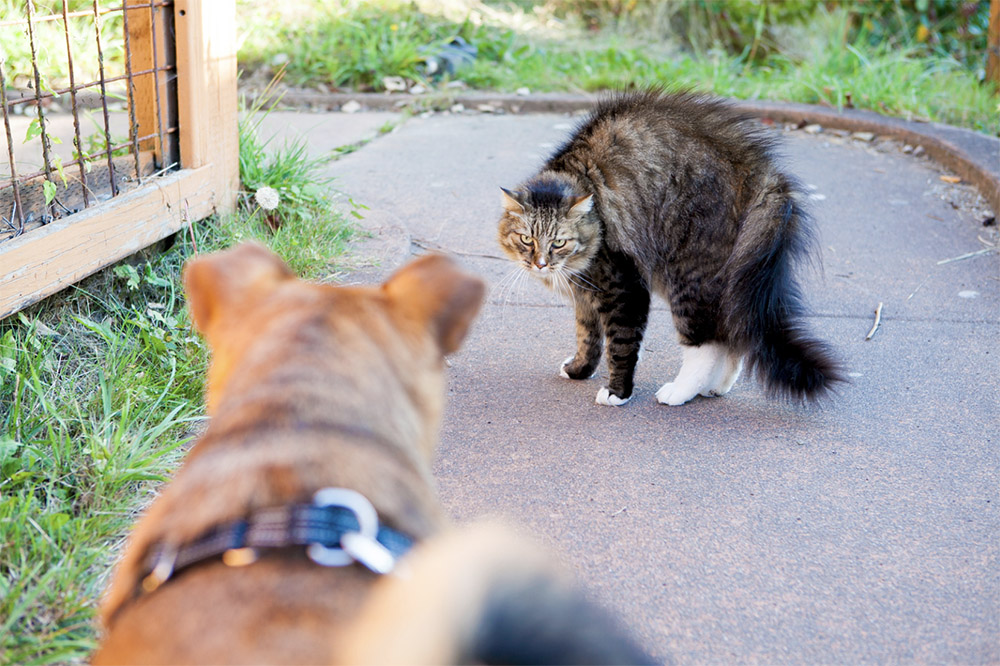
[704,350,743,397]
[656,342,730,406]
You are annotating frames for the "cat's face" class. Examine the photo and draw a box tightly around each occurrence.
[496,185,600,293]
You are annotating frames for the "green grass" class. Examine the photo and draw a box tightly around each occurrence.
[0,99,356,664]
[234,90,359,279]
[1,248,204,664]
[236,0,998,135]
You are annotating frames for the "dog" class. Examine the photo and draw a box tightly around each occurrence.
[94,242,652,664]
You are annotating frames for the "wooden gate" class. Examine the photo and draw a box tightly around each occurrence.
[0,0,237,319]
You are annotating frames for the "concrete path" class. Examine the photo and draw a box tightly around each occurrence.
[264,108,998,664]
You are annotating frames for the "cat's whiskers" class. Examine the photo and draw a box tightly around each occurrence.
[549,268,576,299]
[562,267,602,292]
[491,266,523,302]
[498,265,530,325]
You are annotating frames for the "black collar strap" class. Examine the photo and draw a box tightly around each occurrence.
[138,487,415,595]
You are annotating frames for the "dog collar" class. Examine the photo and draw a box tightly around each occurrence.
[137,487,415,595]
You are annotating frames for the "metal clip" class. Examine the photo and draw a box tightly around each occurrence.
[341,531,395,574]
[222,547,259,567]
[141,545,177,593]
[306,487,394,574]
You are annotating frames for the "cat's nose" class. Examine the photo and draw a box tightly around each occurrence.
[535,258,547,269]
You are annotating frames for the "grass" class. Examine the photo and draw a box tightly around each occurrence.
[236,0,998,135]
[0,97,355,664]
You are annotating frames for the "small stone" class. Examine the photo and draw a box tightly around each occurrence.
[450,103,465,113]
[912,145,925,157]
[477,104,496,113]
[382,76,407,92]
[408,84,427,95]
[445,80,467,89]
[340,100,361,114]
[851,131,875,142]
[516,87,531,96]
[902,144,914,153]
[803,123,823,134]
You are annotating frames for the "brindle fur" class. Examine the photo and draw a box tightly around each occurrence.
[498,89,842,405]
[95,244,651,664]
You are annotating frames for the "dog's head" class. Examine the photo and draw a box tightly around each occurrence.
[182,242,485,459]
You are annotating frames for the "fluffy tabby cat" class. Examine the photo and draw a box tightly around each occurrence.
[497,89,842,406]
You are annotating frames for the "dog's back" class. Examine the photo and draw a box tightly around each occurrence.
[94,244,651,665]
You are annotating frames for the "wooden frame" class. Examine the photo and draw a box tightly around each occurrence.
[0,0,238,320]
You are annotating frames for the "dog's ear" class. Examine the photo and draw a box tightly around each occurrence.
[183,242,295,337]
[383,254,485,355]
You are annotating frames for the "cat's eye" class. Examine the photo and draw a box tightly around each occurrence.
[518,234,533,246]
[551,239,568,249]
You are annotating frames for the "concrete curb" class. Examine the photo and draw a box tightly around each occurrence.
[259,89,999,214]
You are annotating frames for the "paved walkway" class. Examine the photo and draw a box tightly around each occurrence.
[262,108,998,664]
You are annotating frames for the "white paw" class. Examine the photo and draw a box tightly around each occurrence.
[559,355,574,379]
[658,343,736,405]
[655,382,698,406]
[595,387,630,406]
[710,355,743,396]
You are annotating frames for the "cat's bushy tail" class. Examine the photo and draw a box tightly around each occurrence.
[723,183,844,402]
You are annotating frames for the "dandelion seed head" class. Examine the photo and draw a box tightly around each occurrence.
[254,186,280,211]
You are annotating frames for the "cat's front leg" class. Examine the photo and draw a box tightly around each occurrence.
[595,284,650,406]
[560,294,603,380]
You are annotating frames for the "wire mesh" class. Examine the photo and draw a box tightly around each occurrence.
[0,1,178,243]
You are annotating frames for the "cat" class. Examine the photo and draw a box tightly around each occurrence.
[497,89,843,406]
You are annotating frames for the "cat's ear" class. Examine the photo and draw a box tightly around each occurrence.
[500,187,525,215]
[569,194,593,216]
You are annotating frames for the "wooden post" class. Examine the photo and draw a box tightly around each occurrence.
[989,0,1000,88]
[0,0,239,319]
[174,0,239,213]
[125,0,171,163]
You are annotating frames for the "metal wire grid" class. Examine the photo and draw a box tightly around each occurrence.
[0,0,177,238]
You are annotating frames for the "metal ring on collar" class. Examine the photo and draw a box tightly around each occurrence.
[306,487,395,574]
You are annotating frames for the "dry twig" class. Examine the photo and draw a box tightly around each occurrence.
[865,302,883,341]
[411,238,506,261]
[936,248,996,265]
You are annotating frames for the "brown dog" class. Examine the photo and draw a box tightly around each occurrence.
[94,243,651,665]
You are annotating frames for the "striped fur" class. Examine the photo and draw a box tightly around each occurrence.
[498,89,843,405]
